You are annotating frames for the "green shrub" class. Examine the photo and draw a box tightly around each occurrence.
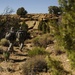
[33,34,54,48]
[45,55,71,75]
[28,47,48,57]
[0,38,9,46]
[33,37,40,46]
[38,19,50,34]
[22,55,48,75]
[21,22,28,31]
[67,50,75,70]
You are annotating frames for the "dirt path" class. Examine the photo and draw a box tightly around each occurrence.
[0,43,32,75]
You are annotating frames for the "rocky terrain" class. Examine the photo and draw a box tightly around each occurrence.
[0,14,75,75]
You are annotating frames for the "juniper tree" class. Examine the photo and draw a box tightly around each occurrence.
[57,0,75,69]
[57,0,75,50]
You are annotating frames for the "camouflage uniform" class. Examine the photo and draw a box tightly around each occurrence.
[17,22,36,52]
[5,27,16,53]
[17,27,26,52]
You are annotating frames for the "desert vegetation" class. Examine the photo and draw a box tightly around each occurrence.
[0,0,75,75]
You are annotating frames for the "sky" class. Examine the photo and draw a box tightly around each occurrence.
[0,0,59,14]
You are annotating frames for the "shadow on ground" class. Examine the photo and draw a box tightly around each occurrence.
[15,53,28,56]
[10,58,27,63]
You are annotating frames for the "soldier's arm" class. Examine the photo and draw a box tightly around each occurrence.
[5,32,9,37]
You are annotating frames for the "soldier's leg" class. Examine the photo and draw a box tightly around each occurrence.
[19,41,24,52]
[8,42,14,53]
[20,43,23,51]
[8,43,12,51]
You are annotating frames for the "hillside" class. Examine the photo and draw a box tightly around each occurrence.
[0,13,75,75]
[0,31,75,75]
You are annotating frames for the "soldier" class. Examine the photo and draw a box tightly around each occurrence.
[5,27,16,53]
[17,26,26,52]
[17,21,36,52]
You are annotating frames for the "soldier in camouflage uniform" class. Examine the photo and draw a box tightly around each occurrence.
[5,27,16,53]
[17,21,36,52]
[17,26,26,52]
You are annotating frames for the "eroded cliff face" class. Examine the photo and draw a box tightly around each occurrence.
[20,13,55,21]
[19,13,57,29]
[25,21,39,29]
[0,13,58,34]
